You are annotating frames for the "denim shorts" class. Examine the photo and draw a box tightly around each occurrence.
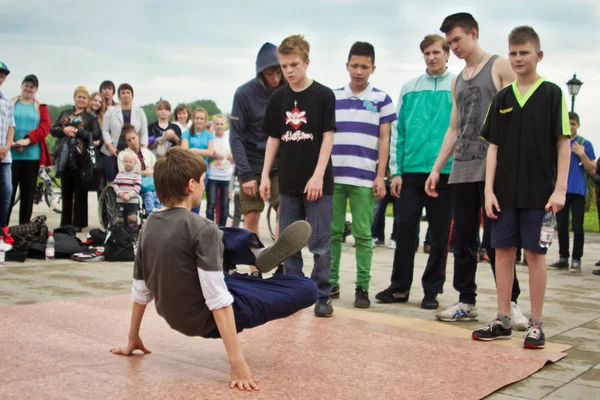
[491,208,547,254]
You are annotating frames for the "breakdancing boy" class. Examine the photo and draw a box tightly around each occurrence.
[111,147,317,390]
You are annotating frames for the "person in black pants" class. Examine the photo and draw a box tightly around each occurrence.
[548,113,596,273]
[370,177,397,246]
[50,86,101,231]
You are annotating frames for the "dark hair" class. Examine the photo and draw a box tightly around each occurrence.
[99,80,116,93]
[154,147,207,207]
[121,124,137,138]
[118,83,134,98]
[440,12,479,38]
[569,112,580,124]
[420,34,450,53]
[347,41,375,64]
[508,26,541,51]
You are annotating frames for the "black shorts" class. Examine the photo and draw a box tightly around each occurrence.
[491,208,547,254]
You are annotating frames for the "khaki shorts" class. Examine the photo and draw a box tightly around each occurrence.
[239,172,279,214]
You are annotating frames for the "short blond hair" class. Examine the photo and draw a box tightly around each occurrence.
[73,85,89,99]
[278,35,310,61]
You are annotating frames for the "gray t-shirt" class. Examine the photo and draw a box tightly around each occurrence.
[133,207,224,337]
[449,55,499,184]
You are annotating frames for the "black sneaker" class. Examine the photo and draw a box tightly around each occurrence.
[421,293,439,310]
[472,319,512,341]
[330,285,340,299]
[375,287,409,303]
[354,287,370,309]
[314,298,334,317]
[593,269,600,276]
[548,258,569,270]
[524,325,545,349]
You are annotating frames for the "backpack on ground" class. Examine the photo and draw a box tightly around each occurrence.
[28,225,85,259]
[104,225,135,262]
[9,215,49,245]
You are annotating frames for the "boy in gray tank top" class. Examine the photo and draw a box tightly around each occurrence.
[424,13,528,329]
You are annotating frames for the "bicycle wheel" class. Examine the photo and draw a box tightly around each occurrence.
[13,187,20,205]
[98,183,119,231]
[266,203,278,241]
[44,187,62,214]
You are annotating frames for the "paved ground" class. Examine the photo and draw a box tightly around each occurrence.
[1,195,599,399]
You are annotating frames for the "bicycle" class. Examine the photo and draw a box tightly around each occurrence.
[13,166,62,214]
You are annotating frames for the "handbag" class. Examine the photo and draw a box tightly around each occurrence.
[80,131,102,190]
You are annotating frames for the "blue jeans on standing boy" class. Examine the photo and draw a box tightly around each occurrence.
[278,193,333,300]
[206,179,230,226]
[0,163,12,227]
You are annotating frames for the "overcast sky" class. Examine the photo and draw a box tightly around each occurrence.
[2,0,599,146]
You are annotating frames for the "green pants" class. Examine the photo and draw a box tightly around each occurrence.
[330,183,375,291]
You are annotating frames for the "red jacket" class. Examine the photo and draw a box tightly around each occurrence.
[12,99,53,166]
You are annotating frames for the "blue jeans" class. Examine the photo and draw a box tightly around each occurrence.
[141,191,161,214]
[279,193,333,299]
[0,163,12,227]
[206,179,230,226]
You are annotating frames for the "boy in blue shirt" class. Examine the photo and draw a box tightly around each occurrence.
[548,112,595,272]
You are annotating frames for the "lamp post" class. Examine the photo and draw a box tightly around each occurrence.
[566,73,583,112]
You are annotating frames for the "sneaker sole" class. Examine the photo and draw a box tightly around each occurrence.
[314,311,334,318]
[375,296,409,304]
[255,221,311,273]
[568,269,582,273]
[524,343,545,349]
[330,292,340,299]
[436,316,478,322]
[472,333,512,341]
[354,303,370,309]
[421,302,439,310]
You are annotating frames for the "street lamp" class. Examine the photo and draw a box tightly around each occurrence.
[566,73,583,112]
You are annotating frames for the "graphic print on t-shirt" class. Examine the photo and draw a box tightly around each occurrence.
[455,86,488,162]
[283,101,313,142]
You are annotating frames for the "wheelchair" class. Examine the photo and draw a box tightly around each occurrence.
[97,183,147,238]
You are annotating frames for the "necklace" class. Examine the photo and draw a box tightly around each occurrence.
[465,51,486,82]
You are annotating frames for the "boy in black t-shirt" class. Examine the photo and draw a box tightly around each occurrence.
[110,147,317,391]
[260,35,337,317]
[472,27,570,349]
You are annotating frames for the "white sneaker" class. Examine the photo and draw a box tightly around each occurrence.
[511,302,529,331]
[388,240,397,249]
[436,302,478,322]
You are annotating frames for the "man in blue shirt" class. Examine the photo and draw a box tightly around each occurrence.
[549,112,595,273]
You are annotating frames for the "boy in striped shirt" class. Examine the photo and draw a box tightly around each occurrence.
[330,42,397,308]
[114,152,142,233]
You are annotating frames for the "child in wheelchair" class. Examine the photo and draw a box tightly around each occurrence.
[113,152,142,234]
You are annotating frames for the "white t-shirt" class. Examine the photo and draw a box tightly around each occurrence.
[208,131,234,181]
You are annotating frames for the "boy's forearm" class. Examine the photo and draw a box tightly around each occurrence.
[581,153,596,175]
[377,125,390,179]
[261,137,279,178]
[212,305,245,364]
[313,131,334,177]
[485,144,498,193]
[555,136,570,192]
[6,126,14,146]
[128,302,147,340]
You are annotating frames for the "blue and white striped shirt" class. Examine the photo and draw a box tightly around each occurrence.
[332,84,396,187]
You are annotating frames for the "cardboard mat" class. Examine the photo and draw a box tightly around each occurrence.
[0,295,567,400]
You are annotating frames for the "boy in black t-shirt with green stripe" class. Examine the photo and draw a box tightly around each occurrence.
[472,26,570,349]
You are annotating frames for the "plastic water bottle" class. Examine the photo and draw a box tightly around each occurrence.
[45,233,55,261]
[539,211,556,248]
[0,237,5,267]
